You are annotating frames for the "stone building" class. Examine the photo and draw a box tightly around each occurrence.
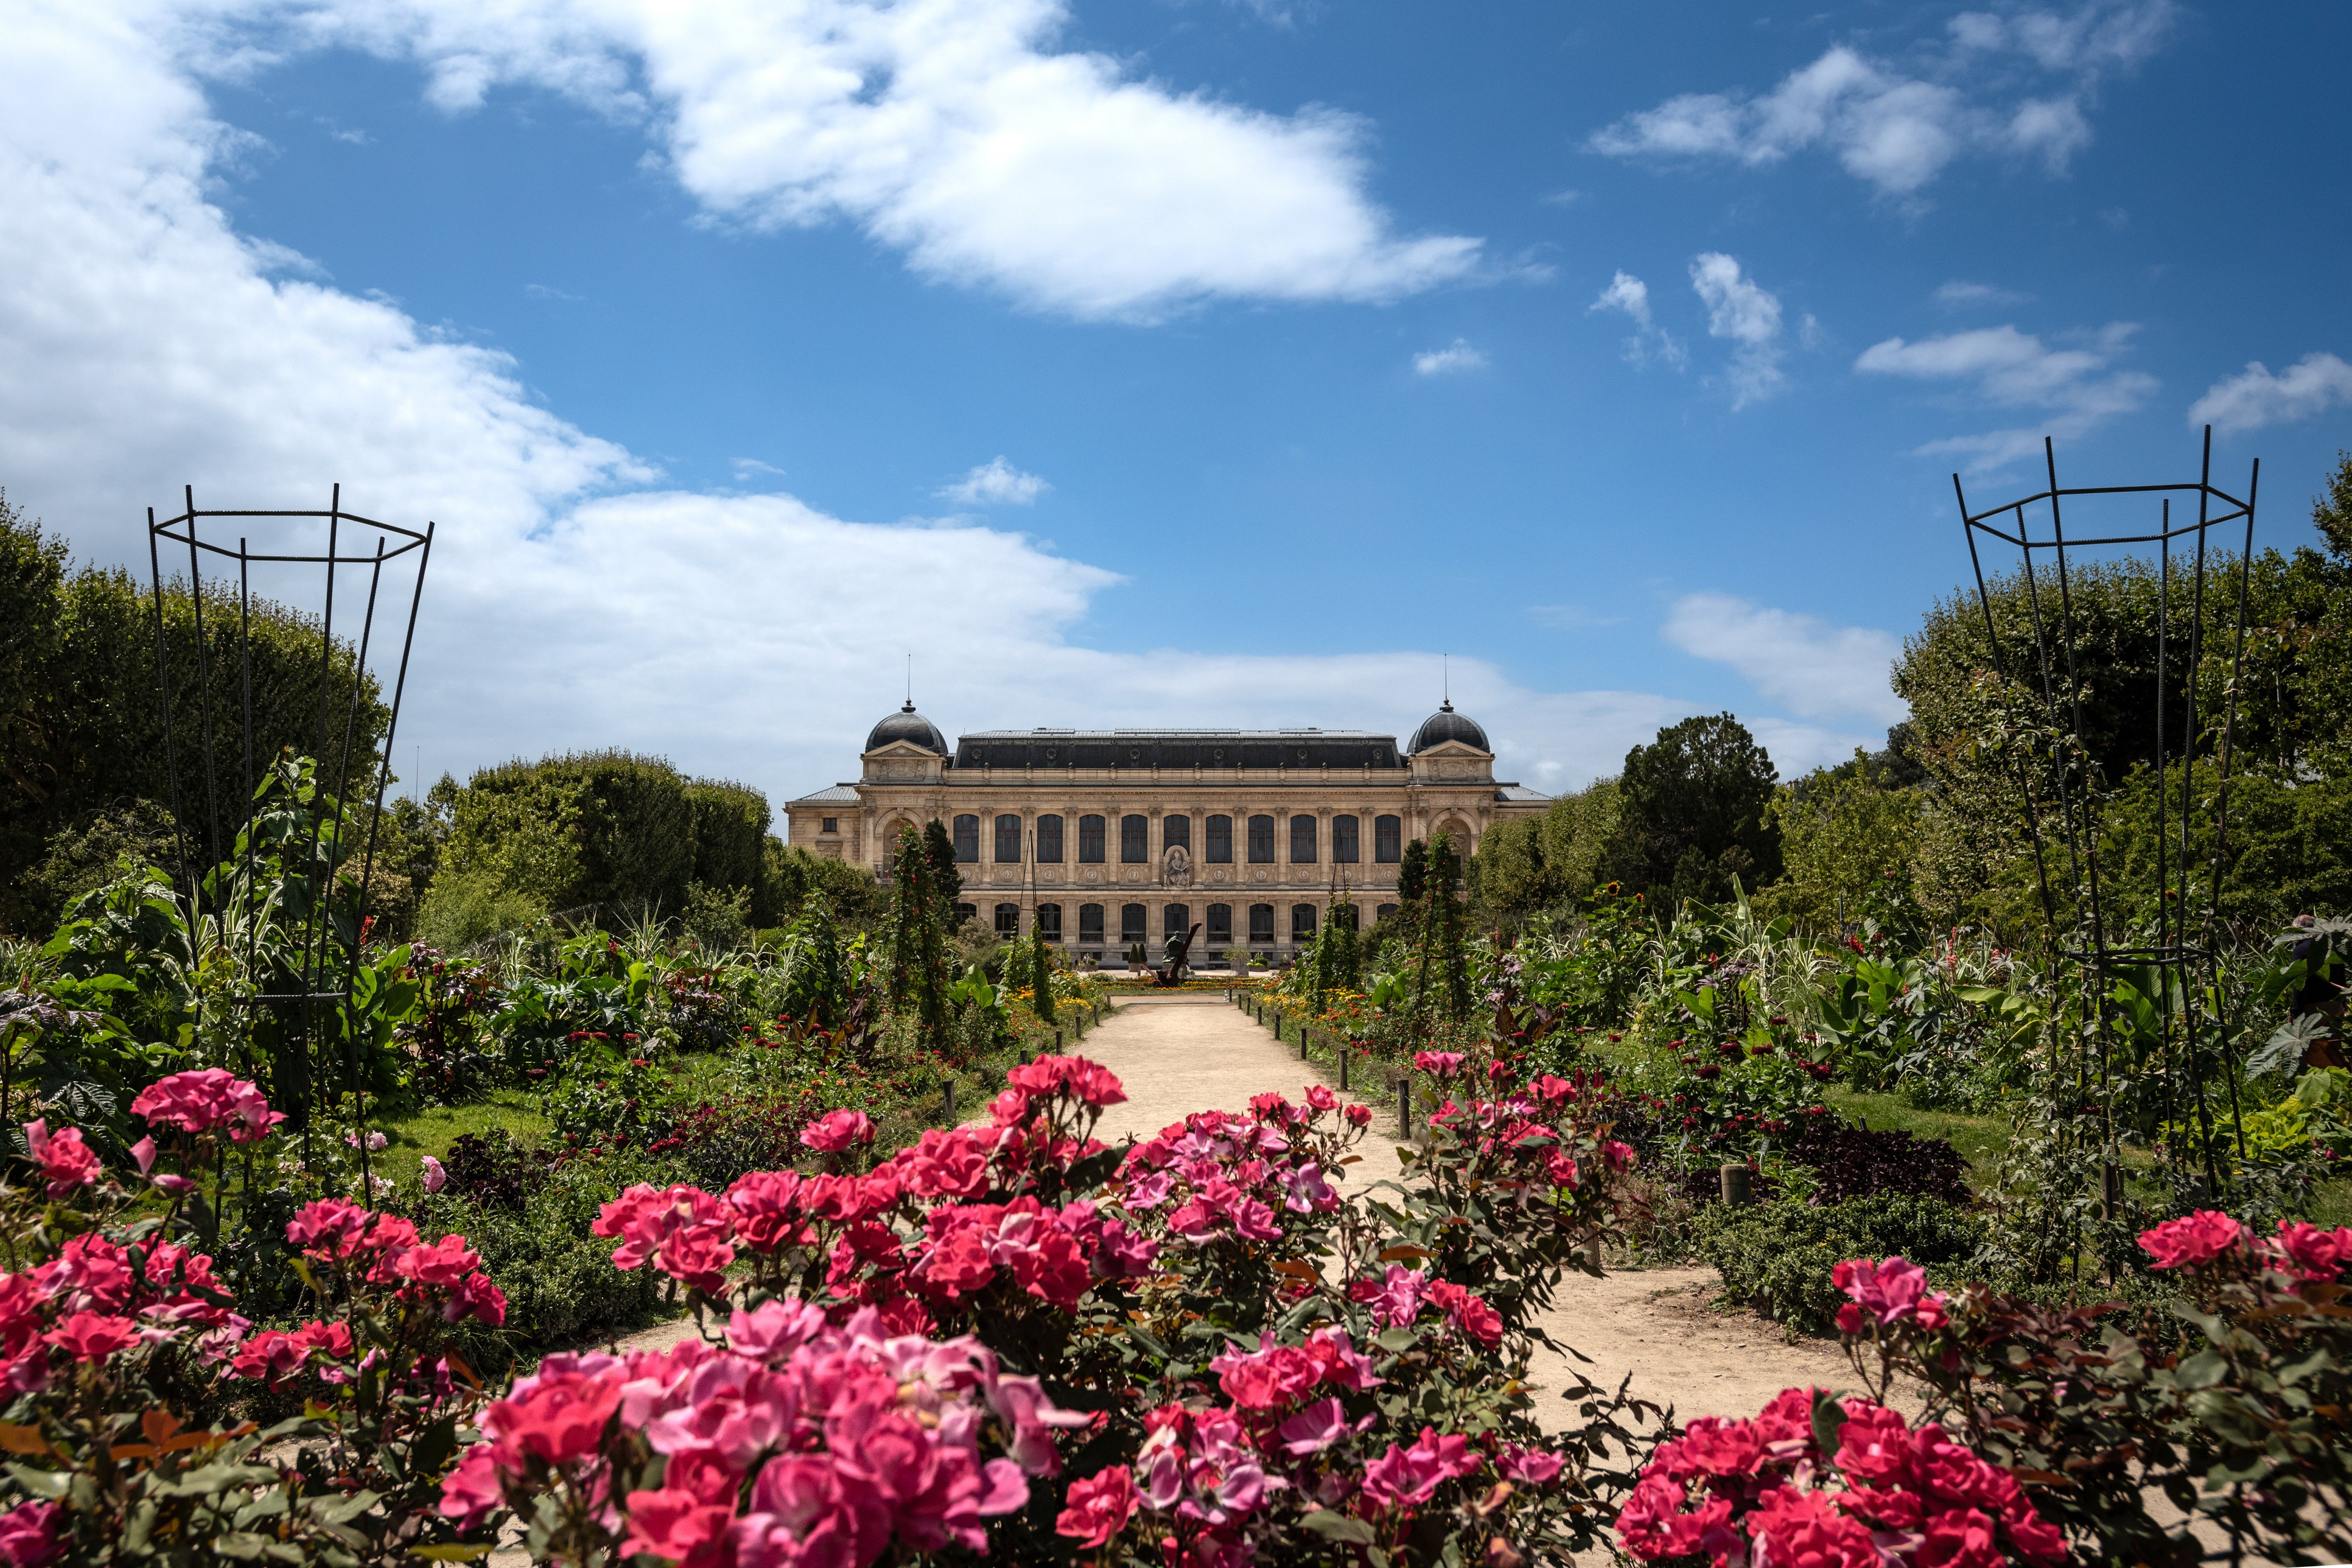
[784,702,1549,964]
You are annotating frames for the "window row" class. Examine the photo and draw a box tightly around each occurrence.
[990,901,1394,945]
[950,812,1405,865]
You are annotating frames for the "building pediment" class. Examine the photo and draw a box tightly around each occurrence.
[861,740,946,783]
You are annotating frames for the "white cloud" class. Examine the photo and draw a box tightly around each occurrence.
[1589,4,2174,198]
[0,1,1875,813]
[940,456,1049,506]
[1689,253,1784,407]
[1934,279,2029,308]
[1412,340,1487,376]
[1854,322,2156,469]
[732,457,786,480]
[2188,354,2352,436]
[1662,593,1907,726]
[1589,268,1686,369]
[211,0,1479,322]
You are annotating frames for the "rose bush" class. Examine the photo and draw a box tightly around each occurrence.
[429,1044,1665,1566]
[0,1071,503,1564]
[1825,1216,2352,1566]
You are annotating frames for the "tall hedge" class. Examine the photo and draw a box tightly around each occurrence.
[1,495,386,932]
[442,751,695,918]
[687,777,770,914]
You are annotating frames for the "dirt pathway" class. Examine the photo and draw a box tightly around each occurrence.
[1076,998,1855,1431]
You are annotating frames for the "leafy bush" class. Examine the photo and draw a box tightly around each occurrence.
[1786,1118,1973,1206]
[436,1129,548,1211]
[1693,1194,1986,1335]
[407,1150,669,1353]
[415,869,545,952]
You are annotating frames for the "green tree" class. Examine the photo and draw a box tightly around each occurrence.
[1471,817,1555,931]
[1603,713,1782,908]
[1762,751,1924,936]
[922,819,964,934]
[1030,920,1057,1026]
[1538,777,1622,901]
[886,825,951,1044]
[1410,832,1471,1027]
[1,497,387,933]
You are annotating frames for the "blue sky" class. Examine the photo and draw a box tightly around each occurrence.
[4,1,2348,817]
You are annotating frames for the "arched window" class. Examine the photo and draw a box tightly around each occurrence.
[1374,814,1403,863]
[1206,903,1233,945]
[1163,814,1191,852]
[1079,814,1106,863]
[1289,814,1317,864]
[1206,815,1233,864]
[1376,903,1399,922]
[952,814,979,863]
[1164,904,1191,945]
[993,903,1020,938]
[1247,814,1275,864]
[1076,904,1103,945]
[1121,814,1149,864]
[1037,814,1064,863]
[1292,904,1317,942]
[954,903,976,928]
[1333,814,1360,864]
[1037,903,1063,941]
[1248,904,1276,944]
[1332,903,1360,931]
[995,814,1022,863]
[1121,903,1147,944]
[878,819,914,878]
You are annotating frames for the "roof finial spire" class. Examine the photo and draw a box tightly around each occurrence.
[1441,653,1452,712]
[903,653,914,712]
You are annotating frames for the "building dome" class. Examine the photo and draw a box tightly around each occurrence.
[866,701,947,754]
[1409,700,1489,754]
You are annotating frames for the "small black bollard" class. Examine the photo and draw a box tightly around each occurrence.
[1339,1046,1349,1092]
[1055,1028,1063,1054]
[1300,1025,1309,1062]
[1720,1164,1752,1206]
[944,1080,958,1125]
[1398,1073,1413,1140]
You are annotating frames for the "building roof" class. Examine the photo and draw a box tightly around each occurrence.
[1494,785,1551,803]
[789,783,863,805]
[866,702,948,754]
[1409,701,1490,754]
[951,728,1407,771]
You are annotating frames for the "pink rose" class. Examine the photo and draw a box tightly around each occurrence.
[21,1121,99,1200]
[800,1108,877,1153]
[0,1500,63,1568]
[2140,1210,2245,1270]
[1055,1465,1137,1548]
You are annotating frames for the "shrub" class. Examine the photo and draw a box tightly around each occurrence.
[436,1129,548,1211]
[409,1151,669,1353]
[1785,1119,1973,1206]
[1693,1194,1986,1335]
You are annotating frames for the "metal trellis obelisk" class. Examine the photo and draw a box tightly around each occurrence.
[147,486,433,1194]
[1951,426,2255,1197]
